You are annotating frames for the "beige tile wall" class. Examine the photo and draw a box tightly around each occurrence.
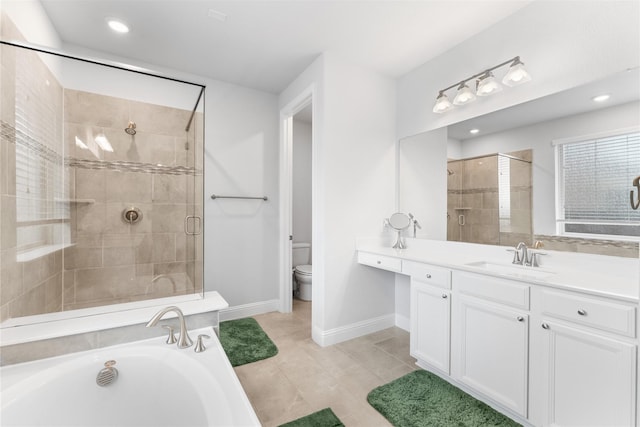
[447,152,533,246]
[63,89,203,311]
[1,14,65,322]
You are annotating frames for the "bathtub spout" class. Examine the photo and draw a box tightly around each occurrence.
[146,306,193,349]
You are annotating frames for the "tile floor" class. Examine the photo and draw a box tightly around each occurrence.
[234,299,418,426]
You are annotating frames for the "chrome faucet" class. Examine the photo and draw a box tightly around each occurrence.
[146,306,193,349]
[408,213,421,238]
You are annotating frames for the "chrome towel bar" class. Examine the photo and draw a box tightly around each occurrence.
[210,194,268,201]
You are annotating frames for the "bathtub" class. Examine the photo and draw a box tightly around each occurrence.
[0,326,260,426]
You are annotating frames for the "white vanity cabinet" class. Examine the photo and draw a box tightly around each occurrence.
[451,271,530,418]
[406,261,451,374]
[530,288,637,427]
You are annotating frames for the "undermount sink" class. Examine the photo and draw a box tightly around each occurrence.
[465,261,556,280]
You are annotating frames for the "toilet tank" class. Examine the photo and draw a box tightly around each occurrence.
[292,242,311,267]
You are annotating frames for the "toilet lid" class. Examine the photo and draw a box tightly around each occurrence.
[295,264,312,275]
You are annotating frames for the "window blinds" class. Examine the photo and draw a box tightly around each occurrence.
[556,131,640,237]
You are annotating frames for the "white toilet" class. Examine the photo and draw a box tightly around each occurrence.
[292,242,312,301]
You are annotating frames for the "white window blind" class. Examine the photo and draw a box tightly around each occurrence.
[556,131,640,237]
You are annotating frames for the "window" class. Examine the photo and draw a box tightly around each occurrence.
[555,129,640,238]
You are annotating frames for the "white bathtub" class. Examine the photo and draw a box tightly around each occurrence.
[0,326,260,426]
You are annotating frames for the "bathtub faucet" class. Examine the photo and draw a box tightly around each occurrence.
[146,306,194,349]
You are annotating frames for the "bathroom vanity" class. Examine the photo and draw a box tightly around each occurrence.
[357,239,639,427]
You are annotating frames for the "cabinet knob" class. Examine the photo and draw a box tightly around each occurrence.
[517,316,525,322]
[425,274,432,279]
[442,294,447,299]
[541,323,550,330]
[376,260,381,264]
[577,309,587,316]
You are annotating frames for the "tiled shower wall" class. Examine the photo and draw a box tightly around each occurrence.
[447,150,533,246]
[1,14,65,321]
[63,89,203,310]
[0,13,203,322]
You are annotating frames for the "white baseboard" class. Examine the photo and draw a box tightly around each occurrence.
[313,314,396,347]
[219,299,280,321]
[395,314,410,332]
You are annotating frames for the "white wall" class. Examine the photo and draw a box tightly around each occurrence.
[204,81,280,307]
[292,119,312,246]
[458,101,640,236]
[398,128,448,240]
[397,1,640,139]
[280,53,397,345]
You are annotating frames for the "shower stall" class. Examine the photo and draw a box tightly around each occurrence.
[0,22,205,324]
[447,151,533,246]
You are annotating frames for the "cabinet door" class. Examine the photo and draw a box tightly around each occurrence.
[410,279,450,374]
[536,320,637,427]
[454,295,529,417]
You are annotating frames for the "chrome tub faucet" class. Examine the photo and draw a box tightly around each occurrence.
[146,306,193,349]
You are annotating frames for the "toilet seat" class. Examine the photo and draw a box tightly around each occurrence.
[294,264,312,275]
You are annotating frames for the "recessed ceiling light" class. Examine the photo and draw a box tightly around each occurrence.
[592,94,610,103]
[469,129,480,134]
[107,18,129,34]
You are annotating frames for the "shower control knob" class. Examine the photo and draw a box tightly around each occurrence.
[122,207,142,224]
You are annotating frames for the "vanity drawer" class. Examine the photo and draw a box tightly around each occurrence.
[540,290,636,338]
[402,261,451,289]
[357,252,402,273]
[454,271,530,310]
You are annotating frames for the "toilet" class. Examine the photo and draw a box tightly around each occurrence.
[292,242,312,301]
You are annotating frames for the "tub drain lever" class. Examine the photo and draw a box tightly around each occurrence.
[96,360,118,387]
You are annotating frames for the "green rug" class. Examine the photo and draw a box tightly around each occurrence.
[279,408,345,427]
[219,317,278,367]
[367,370,521,427]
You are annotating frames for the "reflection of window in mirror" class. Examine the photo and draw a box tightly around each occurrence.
[555,129,640,239]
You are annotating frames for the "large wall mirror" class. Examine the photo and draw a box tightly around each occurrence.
[1,28,205,326]
[399,68,640,258]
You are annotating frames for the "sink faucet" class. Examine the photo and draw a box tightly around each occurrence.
[514,242,529,266]
[146,306,193,349]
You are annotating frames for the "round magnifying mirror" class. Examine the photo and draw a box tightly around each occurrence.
[388,212,411,231]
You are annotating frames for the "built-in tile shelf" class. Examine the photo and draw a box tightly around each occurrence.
[54,198,95,204]
[16,243,75,263]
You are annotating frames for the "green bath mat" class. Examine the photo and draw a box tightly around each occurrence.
[219,317,278,367]
[367,370,521,427]
[279,408,345,427]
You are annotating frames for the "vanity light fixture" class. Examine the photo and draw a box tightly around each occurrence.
[432,56,531,113]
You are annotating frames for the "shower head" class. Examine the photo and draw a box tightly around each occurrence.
[447,169,455,176]
[125,121,137,135]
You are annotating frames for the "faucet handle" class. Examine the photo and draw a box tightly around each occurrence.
[162,325,177,345]
[529,251,547,268]
[507,249,521,264]
[194,334,210,353]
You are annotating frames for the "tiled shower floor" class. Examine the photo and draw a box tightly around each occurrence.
[234,300,417,426]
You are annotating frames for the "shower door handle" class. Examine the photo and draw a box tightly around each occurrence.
[184,215,202,235]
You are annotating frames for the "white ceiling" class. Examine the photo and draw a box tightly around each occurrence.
[37,0,532,94]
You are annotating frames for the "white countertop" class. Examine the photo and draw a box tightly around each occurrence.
[357,238,640,303]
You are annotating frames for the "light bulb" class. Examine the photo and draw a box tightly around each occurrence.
[453,83,476,106]
[433,92,454,113]
[476,72,502,96]
[502,58,531,87]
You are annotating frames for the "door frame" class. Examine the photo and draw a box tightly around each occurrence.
[278,85,314,313]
